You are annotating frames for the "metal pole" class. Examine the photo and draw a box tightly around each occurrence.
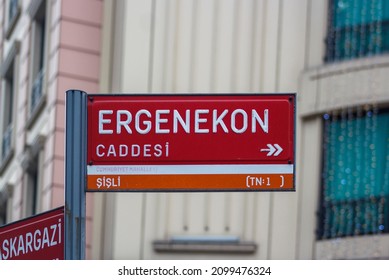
[65,89,87,260]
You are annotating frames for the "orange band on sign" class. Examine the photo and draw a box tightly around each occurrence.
[87,174,293,191]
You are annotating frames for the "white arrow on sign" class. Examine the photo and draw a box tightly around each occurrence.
[260,144,283,156]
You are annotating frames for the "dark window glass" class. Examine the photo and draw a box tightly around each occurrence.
[1,64,14,161]
[8,0,19,23]
[30,3,46,114]
[0,201,7,225]
[26,155,39,217]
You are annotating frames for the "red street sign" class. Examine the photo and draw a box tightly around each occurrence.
[0,207,64,260]
[86,94,295,191]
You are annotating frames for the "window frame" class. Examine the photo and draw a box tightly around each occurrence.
[21,135,45,217]
[0,184,13,226]
[26,0,49,129]
[5,0,21,39]
[0,41,20,174]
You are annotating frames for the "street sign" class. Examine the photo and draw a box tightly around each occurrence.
[0,207,64,260]
[86,94,295,191]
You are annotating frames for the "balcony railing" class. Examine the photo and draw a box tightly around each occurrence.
[1,124,13,161]
[325,20,389,62]
[30,69,44,114]
[317,195,389,240]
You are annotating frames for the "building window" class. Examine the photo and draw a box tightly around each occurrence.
[25,156,39,217]
[5,0,21,39]
[2,68,14,162]
[0,41,19,169]
[318,109,389,239]
[325,0,389,62]
[21,136,45,217]
[0,199,8,225]
[0,185,13,226]
[28,0,47,120]
[8,0,19,22]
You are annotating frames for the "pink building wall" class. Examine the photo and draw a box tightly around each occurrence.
[48,0,103,258]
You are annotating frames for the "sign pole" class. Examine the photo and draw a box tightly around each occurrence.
[65,89,87,260]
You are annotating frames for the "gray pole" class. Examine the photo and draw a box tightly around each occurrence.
[65,89,87,260]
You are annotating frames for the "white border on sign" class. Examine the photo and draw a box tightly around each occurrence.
[87,164,294,175]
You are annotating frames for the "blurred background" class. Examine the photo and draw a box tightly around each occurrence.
[0,0,388,259]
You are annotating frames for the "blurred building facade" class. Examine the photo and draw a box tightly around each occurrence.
[0,0,103,258]
[1,0,389,260]
[93,0,389,260]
